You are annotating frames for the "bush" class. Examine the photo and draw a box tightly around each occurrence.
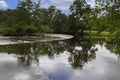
[24,25,38,35]
[41,25,53,33]
[1,24,25,36]
[1,27,16,36]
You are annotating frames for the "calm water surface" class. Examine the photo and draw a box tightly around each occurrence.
[0,36,120,80]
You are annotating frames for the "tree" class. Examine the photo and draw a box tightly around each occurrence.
[0,0,42,36]
[39,6,56,26]
[94,0,120,39]
[32,0,41,28]
[16,0,33,25]
[51,10,68,33]
[70,0,88,19]
[47,6,56,22]
[69,0,91,35]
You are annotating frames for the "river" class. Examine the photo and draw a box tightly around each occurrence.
[0,36,120,80]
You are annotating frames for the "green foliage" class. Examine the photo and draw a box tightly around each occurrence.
[94,0,120,32]
[0,0,119,37]
[24,25,38,35]
[1,28,15,36]
[70,0,87,19]
[40,25,53,33]
[51,11,68,33]
[0,0,42,36]
[1,24,25,36]
[68,0,91,35]
[93,0,120,56]
[84,30,110,36]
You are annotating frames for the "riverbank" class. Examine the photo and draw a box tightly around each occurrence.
[84,30,110,36]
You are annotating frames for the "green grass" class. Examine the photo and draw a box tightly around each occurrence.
[84,30,110,36]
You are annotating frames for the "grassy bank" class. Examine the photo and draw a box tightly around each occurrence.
[84,30,110,36]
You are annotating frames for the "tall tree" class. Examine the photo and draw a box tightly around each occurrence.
[13,0,41,35]
[69,0,91,35]
[70,0,87,19]
[95,0,120,40]
[16,0,33,25]
[51,10,68,33]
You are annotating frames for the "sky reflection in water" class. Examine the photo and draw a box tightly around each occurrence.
[0,37,120,80]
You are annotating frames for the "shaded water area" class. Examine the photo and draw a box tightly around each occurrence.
[0,36,120,80]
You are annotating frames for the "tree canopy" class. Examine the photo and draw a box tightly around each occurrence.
[0,0,119,37]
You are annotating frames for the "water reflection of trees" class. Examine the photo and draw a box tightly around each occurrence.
[0,37,105,68]
[105,40,120,57]
[66,37,98,69]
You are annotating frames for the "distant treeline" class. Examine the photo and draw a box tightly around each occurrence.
[0,0,119,37]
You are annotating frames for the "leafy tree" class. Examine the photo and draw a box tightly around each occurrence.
[32,0,41,28]
[0,0,42,36]
[39,6,67,33]
[16,0,33,25]
[69,0,91,35]
[39,6,57,26]
[94,0,120,39]
[47,6,56,22]
[51,10,68,33]
[24,25,38,35]
[39,8,49,25]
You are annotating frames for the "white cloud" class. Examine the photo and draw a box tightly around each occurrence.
[41,0,95,10]
[41,0,73,10]
[0,0,8,9]
[86,0,95,8]
[49,0,73,10]
[41,0,50,8]
[0,0,95,10]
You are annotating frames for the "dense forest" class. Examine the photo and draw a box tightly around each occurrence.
[0,0,120,38]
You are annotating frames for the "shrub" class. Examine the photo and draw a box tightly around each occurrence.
[24,25,38,35]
